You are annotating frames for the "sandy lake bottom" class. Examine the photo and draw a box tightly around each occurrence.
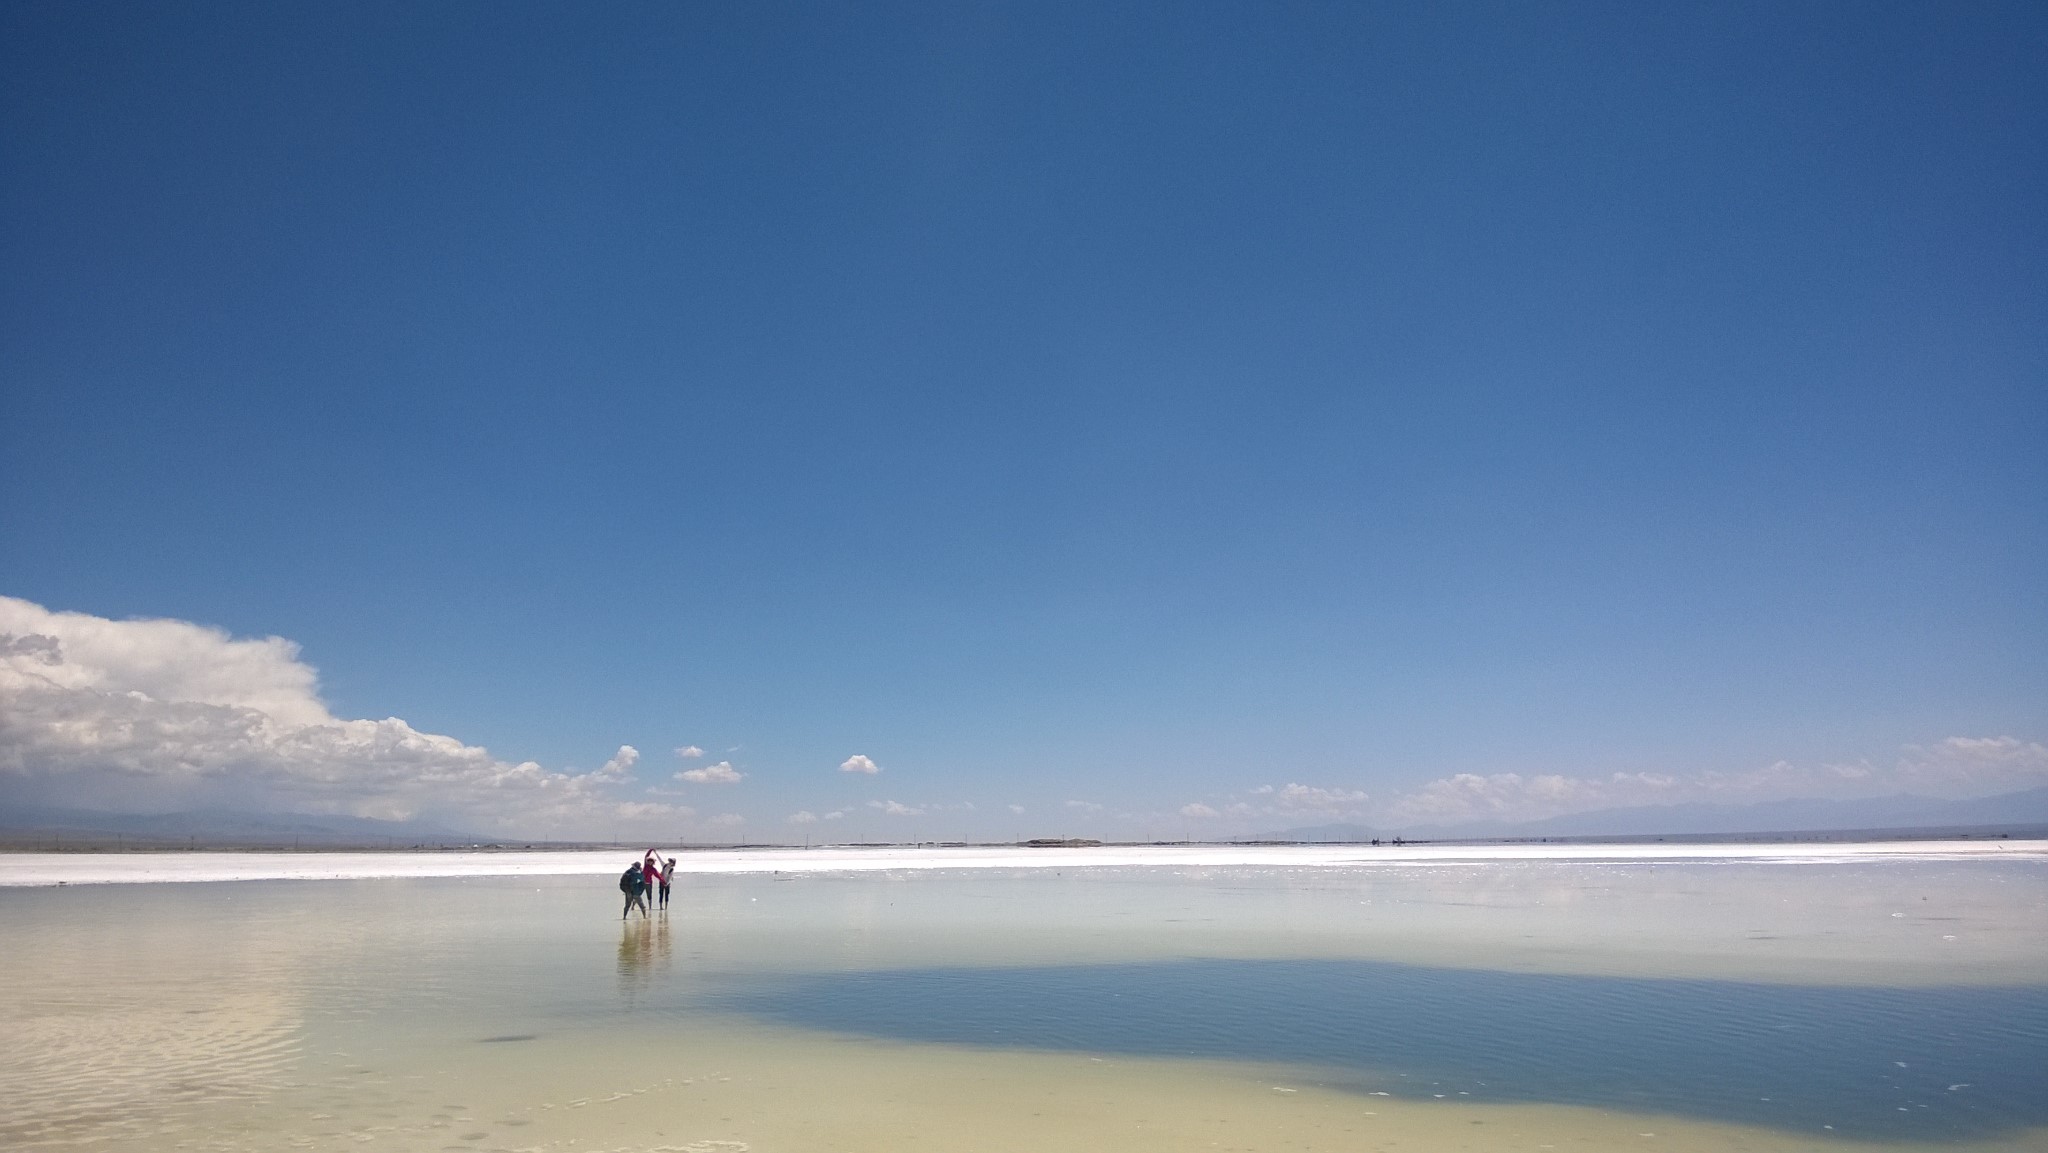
[2,852,2045,1152]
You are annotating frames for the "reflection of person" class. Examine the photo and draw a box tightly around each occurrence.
[616,911,672,988]
[618,914,653,979]
[658,857,675,910]
[619,861,647,919]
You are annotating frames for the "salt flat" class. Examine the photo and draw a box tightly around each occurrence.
[3,855,2044,1152]
[4,836,2042,887]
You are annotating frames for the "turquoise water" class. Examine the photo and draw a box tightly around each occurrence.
[2,857,2044,1151]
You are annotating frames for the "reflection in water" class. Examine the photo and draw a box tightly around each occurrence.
[722,958,2048,1141]
[617,910,673,995]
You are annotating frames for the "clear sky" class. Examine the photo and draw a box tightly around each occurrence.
[2,2,2043,840]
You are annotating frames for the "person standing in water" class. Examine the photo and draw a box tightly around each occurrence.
[657,856,675,910]
[619,861,647,919]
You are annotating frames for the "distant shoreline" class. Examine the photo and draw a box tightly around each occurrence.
[3,821,2042,856]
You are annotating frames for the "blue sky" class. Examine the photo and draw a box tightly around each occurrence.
[2,2,2043,839]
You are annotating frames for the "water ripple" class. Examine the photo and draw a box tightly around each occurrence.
[0,992,301,1148]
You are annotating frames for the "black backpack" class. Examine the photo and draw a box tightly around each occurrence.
[619,866,641,893]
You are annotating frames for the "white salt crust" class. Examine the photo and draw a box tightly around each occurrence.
[3,837,2042,887]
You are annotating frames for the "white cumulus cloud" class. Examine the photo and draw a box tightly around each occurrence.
[0,595,676,837]
[839,754,880,774]
[868,799,923,816]
[675,745,705,759]
[676,760,744,784]
[591,746,640,781]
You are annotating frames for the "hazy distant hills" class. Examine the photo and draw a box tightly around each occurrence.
[0,804,484,847]
[1257,786,2048,842]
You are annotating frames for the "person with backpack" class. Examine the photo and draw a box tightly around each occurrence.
[619,860,647,919]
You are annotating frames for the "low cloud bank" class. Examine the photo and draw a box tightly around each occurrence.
[1206,740,2048,831]
[1375,739,2048,827]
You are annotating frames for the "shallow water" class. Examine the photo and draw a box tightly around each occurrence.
[1,856,2044,1151]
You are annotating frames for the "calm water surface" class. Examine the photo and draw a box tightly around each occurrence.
[1,857,2043,1152]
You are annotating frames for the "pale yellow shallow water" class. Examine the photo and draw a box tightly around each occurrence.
[2,858,2044,1152]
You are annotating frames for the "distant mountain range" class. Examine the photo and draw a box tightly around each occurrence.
[1254,786,2048,842]
[0,804,485,847]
